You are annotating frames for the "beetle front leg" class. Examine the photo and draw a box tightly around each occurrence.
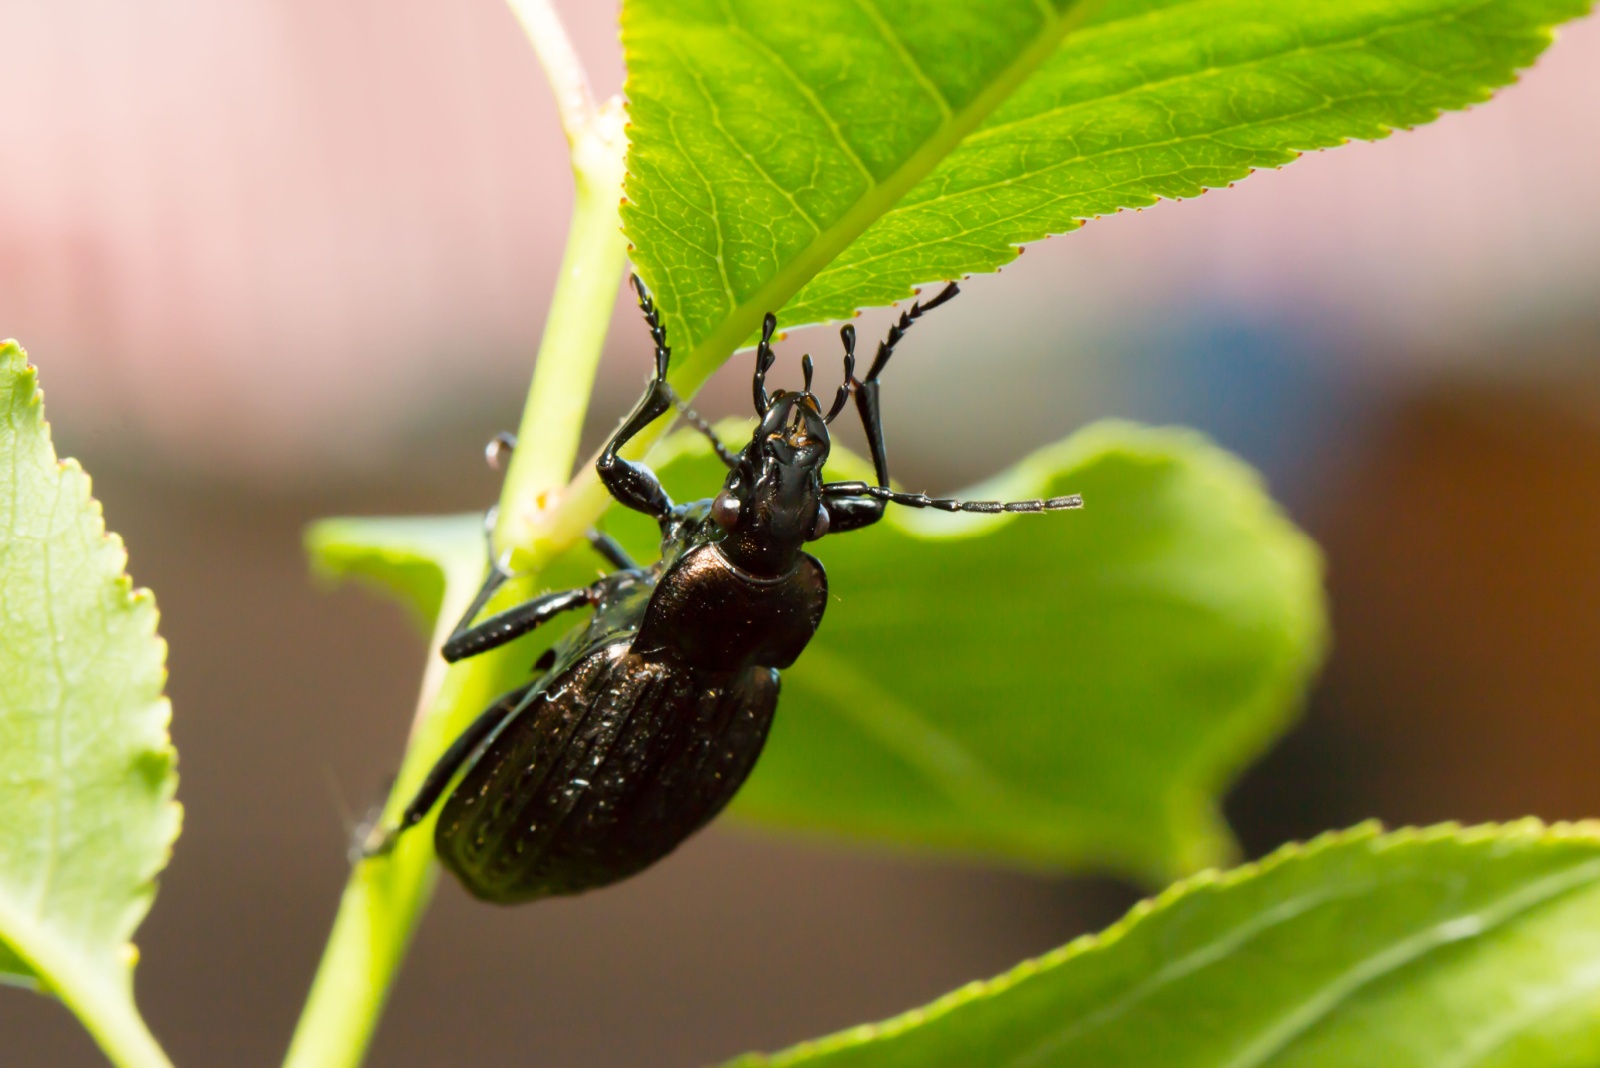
[825,283,962,536]
[597,275,678,520]
[821,495,887,534]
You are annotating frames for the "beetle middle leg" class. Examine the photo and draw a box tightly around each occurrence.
[442,583,596,663]
[363,570,602,857]
[587,528,638,571]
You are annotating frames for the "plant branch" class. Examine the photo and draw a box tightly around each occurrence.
[282,2,629,1063]
[506,0,598,145]
[63,971,173,1068]
[281,560,528,1068]
[494,95,629,555]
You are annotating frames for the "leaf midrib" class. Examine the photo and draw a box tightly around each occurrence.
[663,0,1105,393]
[805,88,1406,279]
[790,645,1021,815]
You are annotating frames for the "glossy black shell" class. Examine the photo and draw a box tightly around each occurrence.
[434,506,826,904]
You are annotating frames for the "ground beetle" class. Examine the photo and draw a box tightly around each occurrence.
[363,277,1082,904]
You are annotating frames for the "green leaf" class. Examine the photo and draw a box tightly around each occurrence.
[304,514,618,651]
[725,821,1600,1068]
[307,515,490,634]
[602,420,1325,882]
[623,0,1590,382]
[0,342,178,1068]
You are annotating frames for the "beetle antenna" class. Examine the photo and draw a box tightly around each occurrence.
[866,281,960,383]
[823,481,1083,515]
[825,325,856,423]
[664,383,739,468]
[801,353,814,392]
[753,313,778,415]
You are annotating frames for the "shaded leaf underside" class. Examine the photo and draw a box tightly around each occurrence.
[601,420,1325,881]
[313,421,1323,883]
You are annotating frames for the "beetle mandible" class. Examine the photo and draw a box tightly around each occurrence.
[362,276,1082,904]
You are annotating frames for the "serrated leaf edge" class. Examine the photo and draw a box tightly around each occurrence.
[0,341,178,1068]
[742,819,1600,1066]
[620,0,1104,387]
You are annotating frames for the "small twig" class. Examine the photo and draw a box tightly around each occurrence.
[506,0,598,144]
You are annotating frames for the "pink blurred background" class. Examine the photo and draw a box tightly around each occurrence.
[5,2,1598,475]
[3,3,1599,1065]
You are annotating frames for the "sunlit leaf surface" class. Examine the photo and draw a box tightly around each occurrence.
[0,341,178,1067]
[727,822,1600,1068]
[623,0,1589,382]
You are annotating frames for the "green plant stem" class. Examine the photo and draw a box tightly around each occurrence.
[495,98,629,556]
[506,0,598,146]
[280,575,523,1068]
[282,5,629,1065]
[51,964,172,1068]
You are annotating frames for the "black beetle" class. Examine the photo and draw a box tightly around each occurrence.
[363,277,1081,903]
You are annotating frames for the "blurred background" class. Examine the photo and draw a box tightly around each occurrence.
[3,1,1599,1064]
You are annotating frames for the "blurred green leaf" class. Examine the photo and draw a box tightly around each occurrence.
[603,421,1324,882]
[623,0,1589,382]
[315,422,1319,885]
[305,513,621,653]
[0,342,178,1068]
[307,515,490,634]
[726,821,1600,1067]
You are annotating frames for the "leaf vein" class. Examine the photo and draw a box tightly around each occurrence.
[720,2,878,185]
[849,0,954,120]
[964,0,1505,146]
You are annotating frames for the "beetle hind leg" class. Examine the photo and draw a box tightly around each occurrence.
[359,682,535,860]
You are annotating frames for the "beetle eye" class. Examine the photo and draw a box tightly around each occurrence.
[808,503,830,541]
[711,492,741,531]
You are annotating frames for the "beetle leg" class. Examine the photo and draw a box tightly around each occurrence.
[823,481,1083,514]
[665,383,739,468]
[451,556,512,640]
[855,281,960,485]
[752,311,779,415]
[597,275,677,519]
[359,681,535,859]
[826,283,962,535]
[442,584,596,663]
[587,528,639,571]
[819,495,889,534]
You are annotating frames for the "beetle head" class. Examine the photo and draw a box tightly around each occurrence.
[711,384,833,576]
